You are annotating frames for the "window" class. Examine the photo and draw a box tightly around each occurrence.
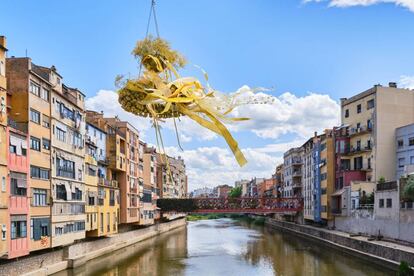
[1,177,5,192]
[399,158,405,168]
[386,198,392,208]
[10,173,27,196]
[33,189,47,206]
[31,218,50,240]
[398,139,404,148]
[368,158,371,169]
[56,158,75,179]
[88,195,95,206]
[42,138,50,150]
[56,127,66,142]
[30,136,41,151]
[30,81,40,97]
[345,109,349,118]
[354,156,363,170]
[41,88,49,102]
[410,138,414,146]
[411,156,414,165]
[30,166,49,180]
[367,99,374,109]
[30,109,41,124]
[72,188,82,201]
[100,213,104,232]
[1,224,5,240]
[379,199,384,208]
[58,102,75,121]
[42,115,50,128]
[0,61,4,76]
[72,132,82,147]
[56,184,67,200]
[321,173,327,181]
[357,104,361,113]
[11,217,27,239]
[367,119,372,130]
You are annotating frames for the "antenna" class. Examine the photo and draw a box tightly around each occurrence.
[25,49,28,57]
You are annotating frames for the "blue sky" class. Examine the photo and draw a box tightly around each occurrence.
[3,0,414,190]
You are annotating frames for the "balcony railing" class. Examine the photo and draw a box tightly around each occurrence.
[377,181,397,191]
[349,125,372,137]
[8,118,28,133]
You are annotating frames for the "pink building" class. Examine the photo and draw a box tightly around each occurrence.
[6,125,30,259]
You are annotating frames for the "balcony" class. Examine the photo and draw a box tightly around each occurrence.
[8,119,28,134]
[292,182,302,189]
[348,125,372,137]
[344,145,372,156]
[377,181,397,191]
[292,171,302,177]
[8,153,29,173]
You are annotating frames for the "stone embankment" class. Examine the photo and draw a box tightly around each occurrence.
[266,218,414,270]
[0,218,186,276]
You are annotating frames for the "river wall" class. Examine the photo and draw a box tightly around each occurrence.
[0,218,186,276]
[266,218,414,270]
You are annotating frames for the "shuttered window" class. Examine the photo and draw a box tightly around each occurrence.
[31,218,50,240]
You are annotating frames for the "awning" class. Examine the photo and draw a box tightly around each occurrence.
[332,189,345,196]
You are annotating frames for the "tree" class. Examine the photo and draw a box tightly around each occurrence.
[229,186,242,198]
[403,176,414,201]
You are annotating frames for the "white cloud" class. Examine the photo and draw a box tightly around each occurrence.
[87,87,339,142]
[304,0,414,12]
[165,145,284,191]
[229,86,340,139]
[399,75,414,89]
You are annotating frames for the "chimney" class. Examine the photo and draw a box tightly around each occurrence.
[0,36,7,51]
[389,82,397,88]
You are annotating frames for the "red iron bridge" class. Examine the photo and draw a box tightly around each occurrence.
[157,197,303,214]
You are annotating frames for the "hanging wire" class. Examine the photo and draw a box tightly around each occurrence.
[138,0,155,77]
[152,0,161,38]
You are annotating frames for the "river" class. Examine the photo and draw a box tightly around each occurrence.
[55,218,394,275]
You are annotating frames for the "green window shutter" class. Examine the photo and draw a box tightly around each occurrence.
[33,219,41,240]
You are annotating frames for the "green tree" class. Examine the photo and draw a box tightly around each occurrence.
[398,261,413,276]
[403,176,414,201]
[229,186,242,198]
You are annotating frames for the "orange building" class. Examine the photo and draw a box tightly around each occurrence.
[86,112,141,225]
[6,57,54,252]
[257,178,275,198]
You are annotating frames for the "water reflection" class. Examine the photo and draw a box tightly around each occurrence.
[55,218,394,276]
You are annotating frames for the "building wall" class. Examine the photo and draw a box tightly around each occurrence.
[7,128,30,259]
[303,139,314,221]
[283,147,303,198]
[395,124,414,179]
[50,77,86,247]
[0,36,8,258]
[376,87,414,182]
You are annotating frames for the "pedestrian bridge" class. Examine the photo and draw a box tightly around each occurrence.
[157,197,303,214]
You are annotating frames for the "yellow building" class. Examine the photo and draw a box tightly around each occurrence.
[85,122,119,237]
[0,36,8,257]
[341,83,414,183]
[320,129,335,221]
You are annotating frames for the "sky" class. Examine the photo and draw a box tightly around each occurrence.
[3,0,414,191]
